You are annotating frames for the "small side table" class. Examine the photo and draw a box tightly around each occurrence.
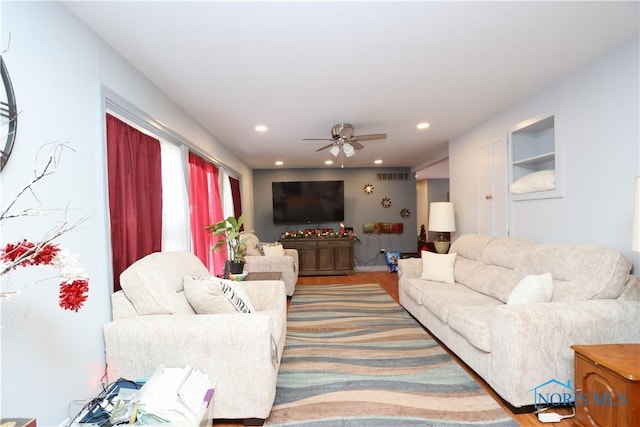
[571,343,640,427]
[244,271,282,281]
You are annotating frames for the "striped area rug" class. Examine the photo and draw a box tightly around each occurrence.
[265,283,517,427]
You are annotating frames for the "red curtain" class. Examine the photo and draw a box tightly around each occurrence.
[106,114,162,292]
[229,176,243,231]
[188,152,225,275]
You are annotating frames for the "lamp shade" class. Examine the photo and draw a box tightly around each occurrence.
[343,142,355,157]
[633,176,640,252]
[429,202,456,232]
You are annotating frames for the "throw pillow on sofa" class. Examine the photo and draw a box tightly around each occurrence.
[507,272,554,304]
[184,276,255,314]
[262,243,285,257]
[242,232,263,256]
[420,251,457,283]
[220,279,255,313]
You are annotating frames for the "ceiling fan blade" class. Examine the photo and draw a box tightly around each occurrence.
[352,133,387,142]
[350,140,365,150]
[315,143,336,152]
[303,138,334,141]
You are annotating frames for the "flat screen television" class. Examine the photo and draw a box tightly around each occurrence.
[272,180,344,225]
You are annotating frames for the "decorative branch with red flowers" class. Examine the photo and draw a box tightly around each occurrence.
[0,143,89,312]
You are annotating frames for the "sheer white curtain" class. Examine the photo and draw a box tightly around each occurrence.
[221,171,235,219]
[160,140,191,251]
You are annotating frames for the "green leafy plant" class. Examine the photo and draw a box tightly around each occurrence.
[206,214,246,263]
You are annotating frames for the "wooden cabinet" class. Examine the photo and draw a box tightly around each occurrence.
[571,344,640,427]
[282,238,354,276]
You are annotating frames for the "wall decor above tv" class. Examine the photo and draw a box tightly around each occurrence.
[272,180,344,225]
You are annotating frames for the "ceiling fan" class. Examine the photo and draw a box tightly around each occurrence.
[303,123,387,158]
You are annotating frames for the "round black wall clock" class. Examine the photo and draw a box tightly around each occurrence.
[1,55,18,172]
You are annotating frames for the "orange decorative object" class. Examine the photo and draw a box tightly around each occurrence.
[362,223,404,234]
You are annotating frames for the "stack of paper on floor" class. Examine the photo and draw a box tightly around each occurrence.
[136,365,214,426]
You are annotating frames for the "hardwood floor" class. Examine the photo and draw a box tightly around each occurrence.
[296,271,399,302]
[216,272,579,426]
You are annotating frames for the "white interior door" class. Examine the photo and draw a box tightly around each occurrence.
[476,143,492,235]
[476,138,509,237]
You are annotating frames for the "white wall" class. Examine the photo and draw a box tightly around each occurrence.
[251,167,418,266]
[0,2,251,423]
[450,38,640,272]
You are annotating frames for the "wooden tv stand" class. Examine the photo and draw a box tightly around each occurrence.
[282,238,355,276]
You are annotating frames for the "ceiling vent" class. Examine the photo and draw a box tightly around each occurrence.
[377,172,410,181]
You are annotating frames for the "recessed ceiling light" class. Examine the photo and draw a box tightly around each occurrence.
[417,122,430,130]
[255,125,268,132]
[374,160,383,164]
[275,161,283,166]
[325,160,333,165]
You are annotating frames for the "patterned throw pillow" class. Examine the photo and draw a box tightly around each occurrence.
[183,276,254,314]
[242,232,263,256]
[219,278,255,313]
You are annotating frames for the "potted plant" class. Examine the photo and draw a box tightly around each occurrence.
[206,214,247,275]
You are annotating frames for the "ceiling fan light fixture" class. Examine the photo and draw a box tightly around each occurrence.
[305,123,388,160]
[343,142,355,157]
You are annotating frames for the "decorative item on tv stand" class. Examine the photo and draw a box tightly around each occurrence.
[419,224,427,242]
[206,214,247,275]
[428,202,456,254]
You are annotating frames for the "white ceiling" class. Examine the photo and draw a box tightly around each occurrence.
[64,1,639,177]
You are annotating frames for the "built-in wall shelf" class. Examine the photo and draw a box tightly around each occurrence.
[512,151,555,166]
[509,113,563,201]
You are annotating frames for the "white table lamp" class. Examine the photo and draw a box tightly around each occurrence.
[429,202,456,254]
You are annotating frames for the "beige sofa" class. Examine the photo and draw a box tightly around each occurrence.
[398,234,640,408]
[104,251,287,423]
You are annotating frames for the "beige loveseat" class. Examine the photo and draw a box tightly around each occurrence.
[398,234,640,408]
[104,251,287,423]
[242,231,299,296]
